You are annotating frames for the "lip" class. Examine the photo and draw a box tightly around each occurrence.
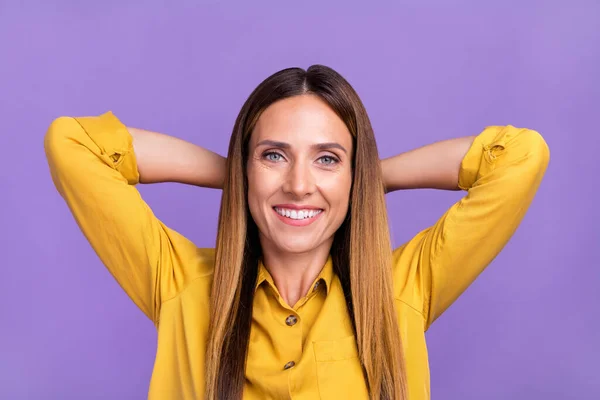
[273,204,323,210]
[272,206,324,227]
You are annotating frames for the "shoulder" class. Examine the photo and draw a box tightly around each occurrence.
[161,246,215,306]
[192,247,216,279]
[391,228,431,310]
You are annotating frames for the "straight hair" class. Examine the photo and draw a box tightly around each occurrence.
[205,65,407,399]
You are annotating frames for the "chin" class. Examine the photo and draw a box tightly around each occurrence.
[274,241,316,254]
[271,236,322,254]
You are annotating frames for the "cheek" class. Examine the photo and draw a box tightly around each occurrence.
[246,165,278,216]
[320,171,352,214]
[246,170,262,219]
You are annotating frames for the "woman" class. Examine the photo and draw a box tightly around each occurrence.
[44,65,549,400]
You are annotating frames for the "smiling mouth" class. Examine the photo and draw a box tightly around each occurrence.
[273,207,323,220]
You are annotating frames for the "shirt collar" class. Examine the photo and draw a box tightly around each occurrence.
[255,255,334,295]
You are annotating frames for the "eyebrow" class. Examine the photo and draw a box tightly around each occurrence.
[256,140,348,154]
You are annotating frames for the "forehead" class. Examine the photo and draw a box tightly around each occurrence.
[250,94,352,149]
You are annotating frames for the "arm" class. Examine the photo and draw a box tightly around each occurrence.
[128,126,225,187]
[381,136,476,192]
[389,125,550,330]
[44,112,219,323]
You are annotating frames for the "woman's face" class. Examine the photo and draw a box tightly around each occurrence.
[246,94,354,256]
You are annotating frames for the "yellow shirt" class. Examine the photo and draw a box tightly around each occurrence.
[44,112,549,399]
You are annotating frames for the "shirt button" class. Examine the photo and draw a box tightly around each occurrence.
[285,315,298,326]
[313,280,321,291]
[283,361,296,370]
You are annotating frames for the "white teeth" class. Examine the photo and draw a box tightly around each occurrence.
[275,207,322,220]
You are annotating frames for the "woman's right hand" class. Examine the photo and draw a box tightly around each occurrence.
[129,126,226,189]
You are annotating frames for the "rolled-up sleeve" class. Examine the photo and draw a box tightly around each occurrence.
[44,112,202,323]
[393,125,550,330]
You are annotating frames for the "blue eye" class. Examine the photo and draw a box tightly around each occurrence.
[318,155,338,165]
[264,152,284,162]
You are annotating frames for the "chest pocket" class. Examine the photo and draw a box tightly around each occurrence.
[313,336,369,399]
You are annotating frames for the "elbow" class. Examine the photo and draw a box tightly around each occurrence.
[44,116,76,166]
[44,116,71,154]
[523,128,550,174]
[44,116,84,190]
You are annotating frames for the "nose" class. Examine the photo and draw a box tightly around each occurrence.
[282,160,316,198]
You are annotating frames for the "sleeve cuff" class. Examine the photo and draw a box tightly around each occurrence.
[74,111,140,185]
[458,125,511,190]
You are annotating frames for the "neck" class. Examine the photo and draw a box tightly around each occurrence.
[260,238,332,307]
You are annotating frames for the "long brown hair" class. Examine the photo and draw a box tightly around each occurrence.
[205,65,407,399]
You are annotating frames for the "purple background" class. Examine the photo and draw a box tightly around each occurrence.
[1,1,598,399]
